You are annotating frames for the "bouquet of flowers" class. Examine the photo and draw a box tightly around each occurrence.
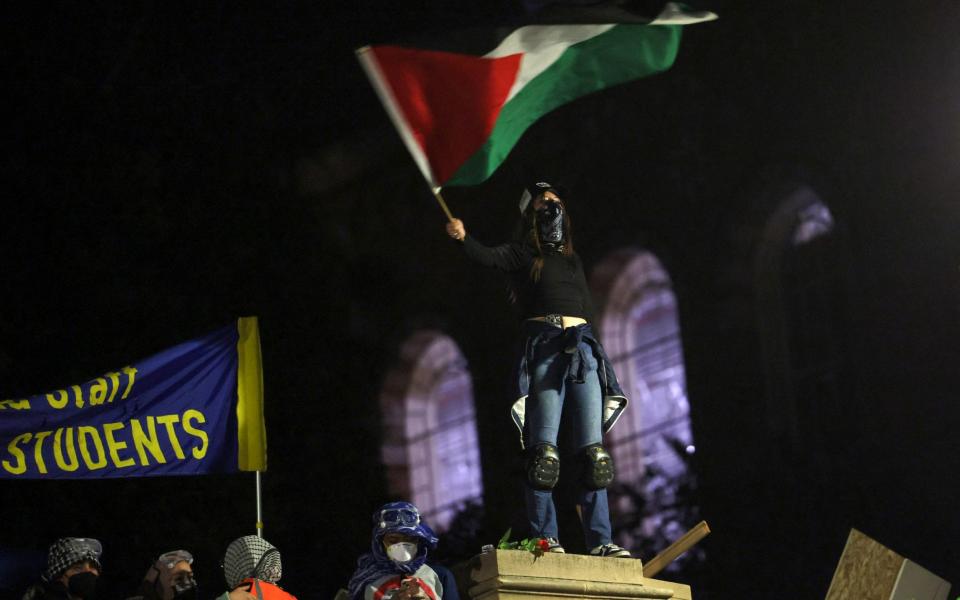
[495,528,551,557]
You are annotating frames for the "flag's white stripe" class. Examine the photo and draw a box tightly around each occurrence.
[484,24,614,59]
[356,46,439,190]
[485,24,614,103]
[650,3,718,25]
[484,3,717,103]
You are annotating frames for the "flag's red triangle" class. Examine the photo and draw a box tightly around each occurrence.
[372,46,522,185]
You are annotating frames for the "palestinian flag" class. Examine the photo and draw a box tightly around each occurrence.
[357,2,715,190]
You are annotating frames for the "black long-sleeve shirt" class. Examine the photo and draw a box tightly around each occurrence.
[462,234,595,323]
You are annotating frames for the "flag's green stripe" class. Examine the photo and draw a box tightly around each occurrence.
[446,24,682,187]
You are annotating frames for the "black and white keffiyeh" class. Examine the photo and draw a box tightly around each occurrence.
[223,536,282,589]
[43,538,102,581]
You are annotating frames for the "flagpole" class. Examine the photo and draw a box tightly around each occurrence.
[255,470,264,538]
[432,188,454,222]
[357,47,454,222]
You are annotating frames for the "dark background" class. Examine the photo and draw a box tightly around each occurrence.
[2,2,958,599]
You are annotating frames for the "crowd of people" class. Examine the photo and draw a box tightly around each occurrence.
[15,534,290,600]
[13,502,459,600]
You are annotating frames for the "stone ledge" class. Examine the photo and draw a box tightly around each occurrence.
[468,550,692,600]
[472,550,644,583]
[471,574,675,600]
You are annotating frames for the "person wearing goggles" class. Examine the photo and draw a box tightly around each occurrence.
[126,550,198,600]
[21,538,103,600]
[346,502,458,600]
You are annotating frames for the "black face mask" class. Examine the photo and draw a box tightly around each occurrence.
[536,201,564,248]
[67,572,98,600]
[171,574,198,600]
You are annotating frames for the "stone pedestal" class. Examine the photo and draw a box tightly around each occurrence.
[467,550,692,600]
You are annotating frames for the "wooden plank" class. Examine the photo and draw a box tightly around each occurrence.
[642,521,711,579]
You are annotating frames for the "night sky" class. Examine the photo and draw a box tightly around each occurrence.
[2,2,958,600]
[2,4,538,599]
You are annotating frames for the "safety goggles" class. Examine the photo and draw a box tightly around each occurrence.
[69,538,103,559]
[158,550,194,569]
[379,507,420,528]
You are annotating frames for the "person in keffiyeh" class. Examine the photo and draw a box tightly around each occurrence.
[215,536,295,600]
[21,537,103,600]
[346,502,453,600]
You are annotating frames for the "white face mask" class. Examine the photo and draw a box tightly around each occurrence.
[386,542,418,564]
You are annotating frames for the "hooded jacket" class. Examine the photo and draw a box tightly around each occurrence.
[347,503,442,600]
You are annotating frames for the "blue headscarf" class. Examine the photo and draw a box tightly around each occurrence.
[347,502,438,600]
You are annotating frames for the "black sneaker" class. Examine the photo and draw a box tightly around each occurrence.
[544,537,565,553]
[589,543,631,558]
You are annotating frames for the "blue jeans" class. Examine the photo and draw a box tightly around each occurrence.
[524,337,612,548]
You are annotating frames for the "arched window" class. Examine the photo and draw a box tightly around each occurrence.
[379,331,483,531]
[792,200,834,246]
[754,185,847,454]
[592,249,694,481]
[591,250,696,556]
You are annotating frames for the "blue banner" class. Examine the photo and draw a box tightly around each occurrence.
[0,317,266,479]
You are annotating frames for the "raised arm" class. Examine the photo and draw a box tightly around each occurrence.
[446,218,530,272]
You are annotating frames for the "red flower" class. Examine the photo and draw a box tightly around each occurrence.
[537,539,550,551]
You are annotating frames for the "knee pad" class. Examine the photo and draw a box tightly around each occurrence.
[526,443,560,490]
[582,444,615,490]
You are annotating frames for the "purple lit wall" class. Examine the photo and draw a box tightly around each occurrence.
[379,331,483,531]
[592,249,695,552]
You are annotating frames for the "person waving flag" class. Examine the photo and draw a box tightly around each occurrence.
[356,2,716,198]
